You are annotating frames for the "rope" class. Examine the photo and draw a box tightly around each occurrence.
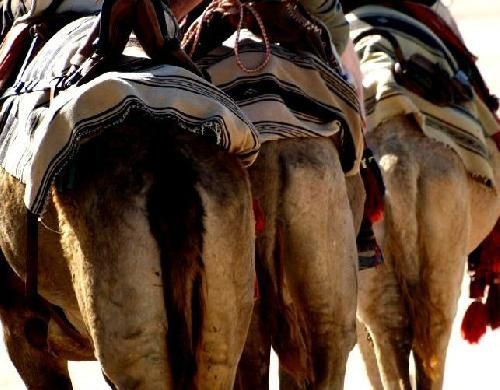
[182,0,272,73]
[234,1,271,73]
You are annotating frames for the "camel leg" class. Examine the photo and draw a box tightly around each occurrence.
[409,168,468,390]
[236,142,280,390]
[357,263,412,390]
[278,140,358,389]
[1,311,72,389]
[0,258,72,390]
[194,158,255,389]
[410,238,465,390]
[356,130,418,389]
[54,194,173,389]
[234,297,272,390]
[356,319,384,390]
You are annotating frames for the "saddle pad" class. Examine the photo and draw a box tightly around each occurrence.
[0,15,259,214]
[197,30,364,176]
[349,5,498,187]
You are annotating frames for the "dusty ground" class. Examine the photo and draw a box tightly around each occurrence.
[1,1,499,388]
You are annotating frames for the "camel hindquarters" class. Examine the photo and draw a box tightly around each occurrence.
[467,136,500,251]
[237,138,359,389]
[51,125,254,389]
[358,115,498,390]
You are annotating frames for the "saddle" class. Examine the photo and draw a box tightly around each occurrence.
[353,27,473,107]
[61,0,206,90]
[0,0,205,99]
[345,0,499,112]
[183,0,338,69]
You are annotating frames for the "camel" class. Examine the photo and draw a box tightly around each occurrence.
[357,115,500,390]
[335,2,500,388]
[0,1,257,388]
[182,2,366,388]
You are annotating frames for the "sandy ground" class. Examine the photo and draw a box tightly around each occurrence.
[1,1,499,389]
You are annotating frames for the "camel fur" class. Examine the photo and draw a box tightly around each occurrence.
[357,115,500,390]
[0,121,255,389]
[234,137,364,390]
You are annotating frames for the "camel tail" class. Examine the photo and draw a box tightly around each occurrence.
[146,134,205,389]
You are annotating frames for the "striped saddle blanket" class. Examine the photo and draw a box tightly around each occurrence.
[194,30,364,176]
[349,5,498,187]
[0,12,259,215]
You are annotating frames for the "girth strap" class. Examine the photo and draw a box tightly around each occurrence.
[24,211,90,349]
[26,210,39,305]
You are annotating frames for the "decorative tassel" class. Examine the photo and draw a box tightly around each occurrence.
[360,148,385,223]
[461,300,488,344]
[469,274,487,299]
[252,199,266,236]
[486,283,500,329]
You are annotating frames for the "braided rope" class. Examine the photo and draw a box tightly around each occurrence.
[181,1,220,57]
[182,0,272,73]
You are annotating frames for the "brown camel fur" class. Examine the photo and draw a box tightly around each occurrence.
[357,115,500,389]
[0,121,255,389]
[233,137,364,389]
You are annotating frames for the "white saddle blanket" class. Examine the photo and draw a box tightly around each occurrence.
[0,15,259,214]
[198,31,364,176]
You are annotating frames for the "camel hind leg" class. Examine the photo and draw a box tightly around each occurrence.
[192,145,255,389]
[357,262,412,389]
[234,297,272,390]
[277,138,358,389]
[235,142,281,390]
[409,149,469,390]
[358,117,422,389]
[356,319,384,390]
[55,188,173,389]
[0,254,72,390]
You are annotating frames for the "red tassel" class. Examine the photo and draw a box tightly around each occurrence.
[486,283,500,330]
[469,275,487,299]
[461,301,489,344]
[252,199,266,236]
[360,152,385,223]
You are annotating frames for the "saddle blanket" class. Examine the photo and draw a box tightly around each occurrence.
[196,30,364,176]
[349,5,498,187]
[0,15,259,214]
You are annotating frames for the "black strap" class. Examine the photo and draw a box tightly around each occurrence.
[25,210,39,305]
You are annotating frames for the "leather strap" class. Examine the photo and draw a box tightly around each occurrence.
[25,210,39,305]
